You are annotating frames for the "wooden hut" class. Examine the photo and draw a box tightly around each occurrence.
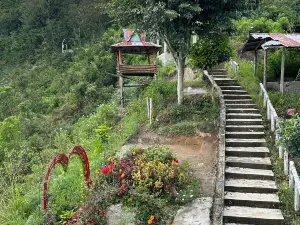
[111,29,161,107]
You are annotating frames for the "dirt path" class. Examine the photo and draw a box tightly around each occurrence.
[128,129,218,197]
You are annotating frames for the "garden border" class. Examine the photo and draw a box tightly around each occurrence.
[202,70,226,225]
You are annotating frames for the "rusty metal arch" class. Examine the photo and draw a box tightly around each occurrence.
[43,146,92,211]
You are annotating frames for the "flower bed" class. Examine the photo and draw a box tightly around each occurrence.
[65,146,200,225]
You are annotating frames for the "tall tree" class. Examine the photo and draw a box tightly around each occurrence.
[108,0,246,104]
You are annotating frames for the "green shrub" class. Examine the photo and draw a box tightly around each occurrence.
[268,49,300,79]
[189,36,232,69]
[277,115,300,156]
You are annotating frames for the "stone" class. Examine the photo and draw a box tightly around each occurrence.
[107,204,135,225]
[173,197,212,225]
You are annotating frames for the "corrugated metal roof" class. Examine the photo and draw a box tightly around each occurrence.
[111,29,161,54]
[242,33,300,52]
[261,40,281,50]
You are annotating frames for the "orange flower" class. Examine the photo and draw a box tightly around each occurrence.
[121,173,125,178]
[148,220,152,225]
[95,169,100,174]
[150,215,154,220]
[140,162,145,167]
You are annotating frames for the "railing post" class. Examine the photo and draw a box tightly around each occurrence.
[295,188,300,211]
[279,145,284,159]
[267,100,271,120]
[263,94,267,108]
[271,115,275,132]
[284,150,289,175]
[259,86,263,96]
[289,161,295,188]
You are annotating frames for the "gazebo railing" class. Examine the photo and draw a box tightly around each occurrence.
[118,64,157,75]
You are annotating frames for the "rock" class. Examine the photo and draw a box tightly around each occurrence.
[173,197,212,225]
[107,204,135,225]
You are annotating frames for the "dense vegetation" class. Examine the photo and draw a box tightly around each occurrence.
[1,0,300,224]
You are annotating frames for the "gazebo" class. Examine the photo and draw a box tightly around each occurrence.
[242,33,300,93]
[111,29,161,107]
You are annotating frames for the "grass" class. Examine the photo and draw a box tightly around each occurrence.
[153,94,220,136]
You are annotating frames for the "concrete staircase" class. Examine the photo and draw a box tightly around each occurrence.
[211,69,284,225]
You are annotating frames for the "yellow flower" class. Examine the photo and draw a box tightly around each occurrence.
[119,169,122,173]
[150,215,154,220]
[133,151,136,156]
[95,169,99,174]
[148,219,153,224]
[80,168,83,172]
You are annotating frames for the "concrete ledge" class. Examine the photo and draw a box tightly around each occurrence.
[203,70,226,225]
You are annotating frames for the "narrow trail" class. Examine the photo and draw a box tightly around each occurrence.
[212,68,284,225]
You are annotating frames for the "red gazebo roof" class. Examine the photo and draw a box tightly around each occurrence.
[111,29,161,54]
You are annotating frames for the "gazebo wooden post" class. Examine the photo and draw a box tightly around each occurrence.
[118,49,124,107]
[119,73,124,108]
[280,47,286,93]
[263,49,268,88]
[254,50,258,77]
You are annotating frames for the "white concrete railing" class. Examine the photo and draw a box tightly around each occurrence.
[229,58,239,74]
[259,83,279,132]
[259,83,300,211]
[289,161,300,210]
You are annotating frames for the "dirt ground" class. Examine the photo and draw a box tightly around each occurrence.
[128,128,218,197]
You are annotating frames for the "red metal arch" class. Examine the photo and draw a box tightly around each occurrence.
[69,146,92,188]
[43,146,92,211]
[43,153,69,211]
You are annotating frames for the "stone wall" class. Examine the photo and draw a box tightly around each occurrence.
[267,81,300,93]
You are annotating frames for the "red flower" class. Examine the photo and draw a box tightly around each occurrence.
[102,166,110,174]
[108,163,115,171]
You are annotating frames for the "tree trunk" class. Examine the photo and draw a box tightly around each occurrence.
[176,54,185,105]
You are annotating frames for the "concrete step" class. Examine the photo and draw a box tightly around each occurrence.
[226,167,274,180]
[213,75,227,78]
[226,147,270,157]
[226,125,264,132]
[226,119,263,125]
[225,99,253,105]
[223,94,251,100]
[225,179,278,193]
[222,90,248,95]
[211,68,226,72]
[215,81,239,86]
[226,156,271,169]
[225,192,280,208]
[223,206,284,225]
[226,132,265,139]
[219,86,243,90]
[226,104,256,109]
[226,113,261,119]
[224,224,253,225]
[226,139,267,147]
[211,70,226,74]
[226,108,260,114]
